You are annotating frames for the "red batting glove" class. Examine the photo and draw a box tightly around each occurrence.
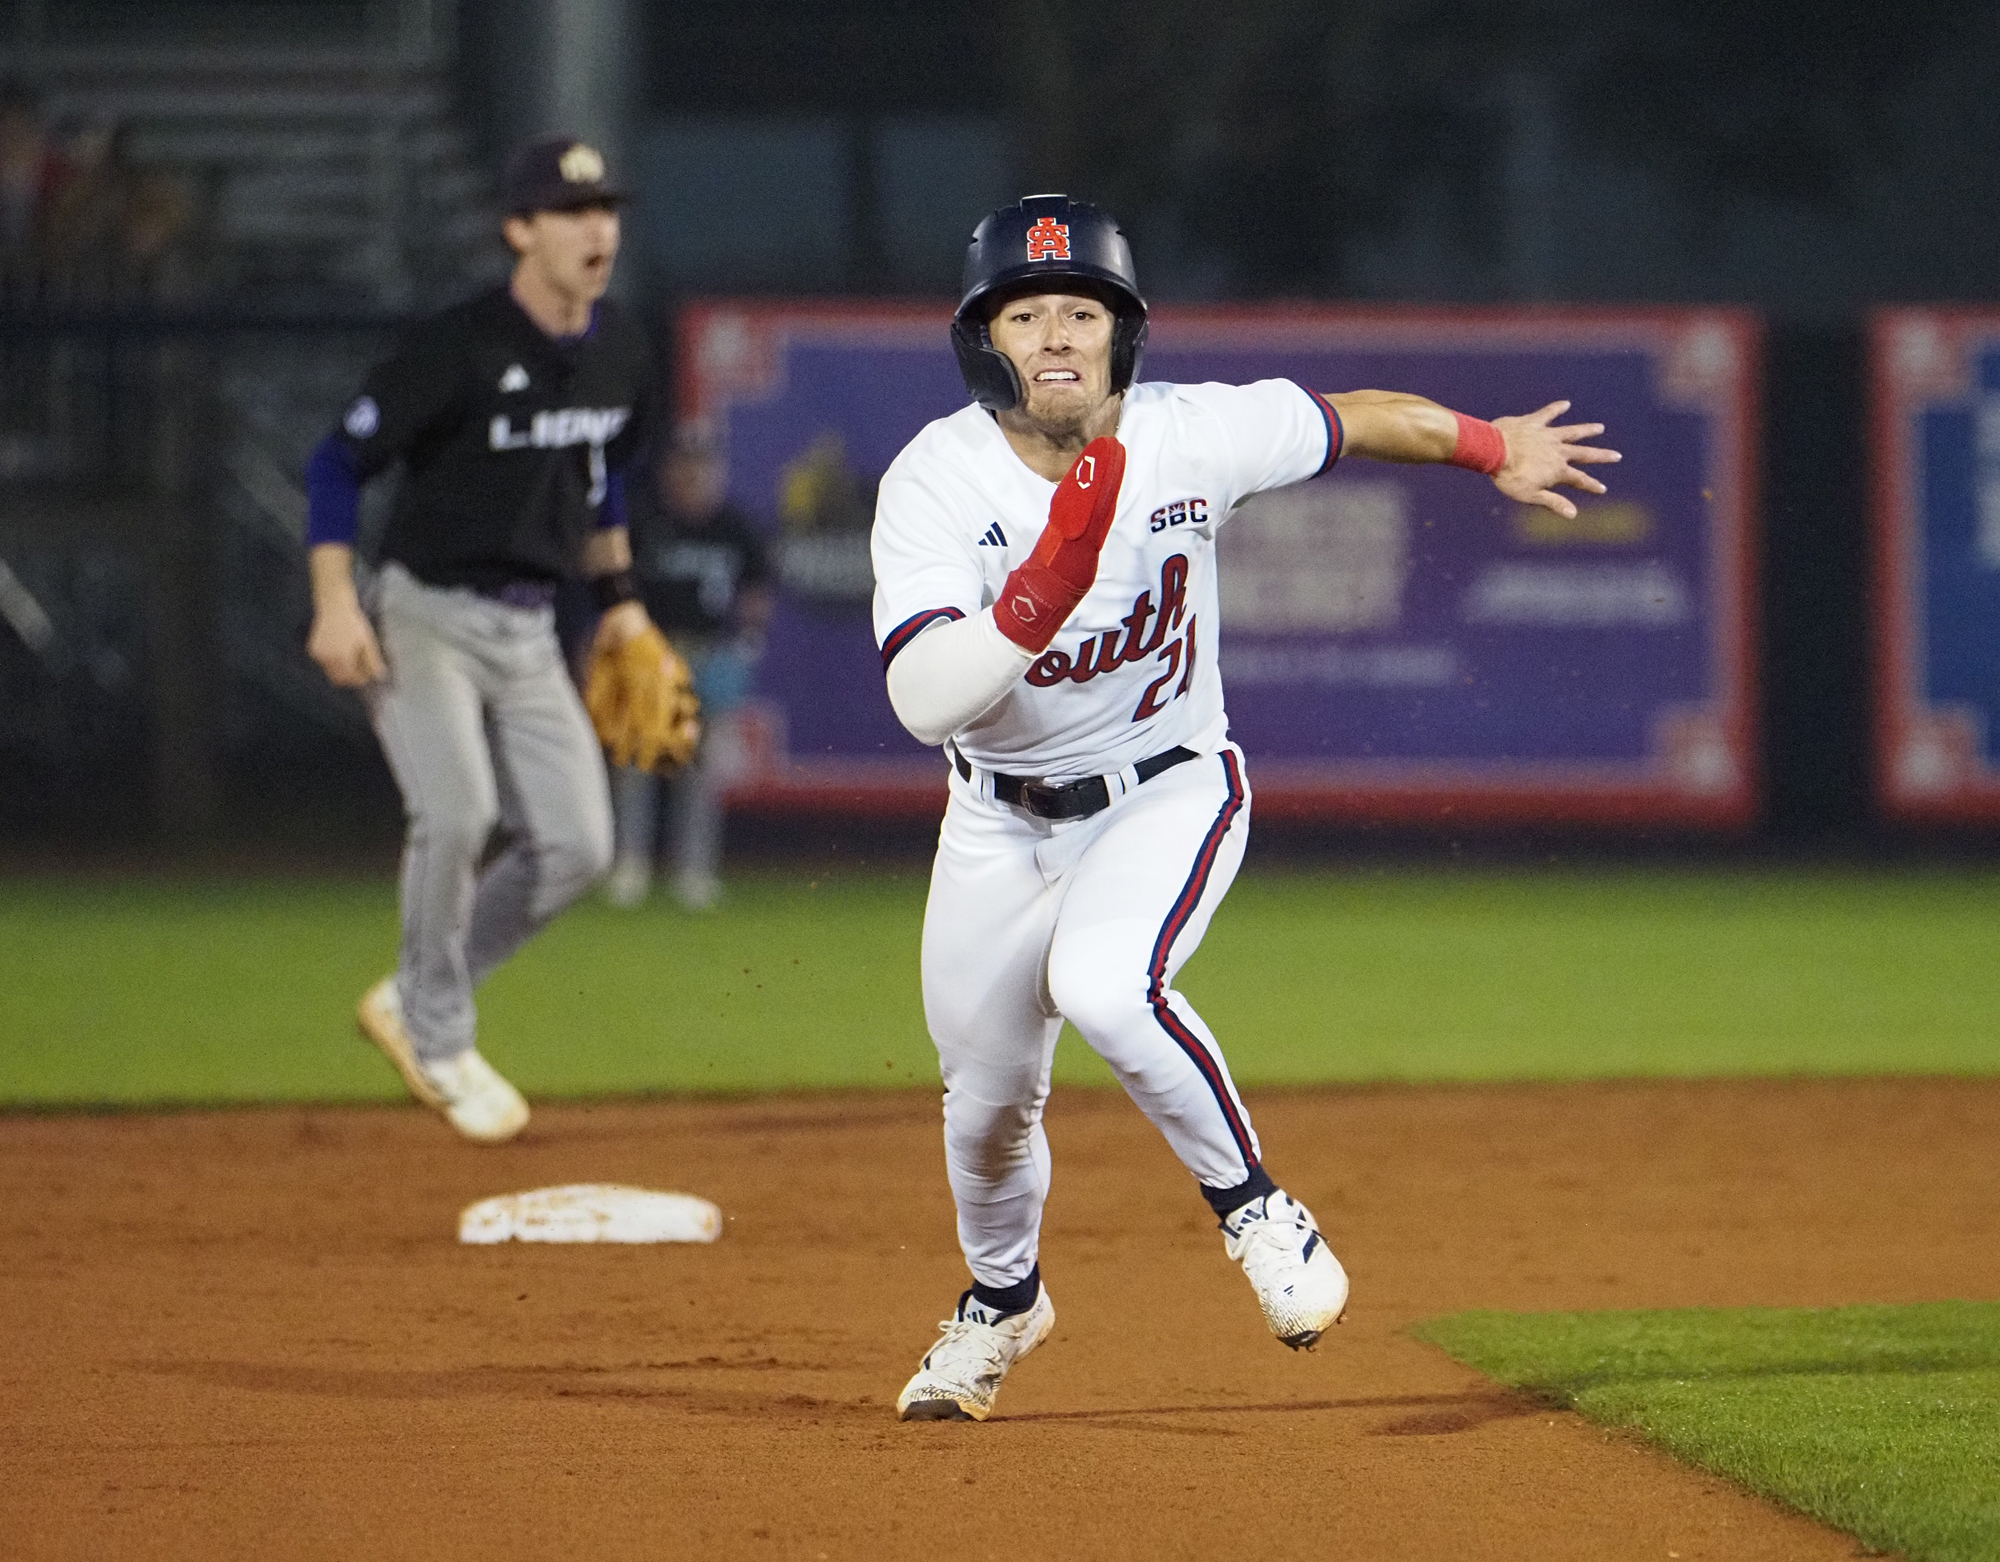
[992,436,1128,653]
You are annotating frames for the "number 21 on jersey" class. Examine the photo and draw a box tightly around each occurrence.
[1021,553,1197,724]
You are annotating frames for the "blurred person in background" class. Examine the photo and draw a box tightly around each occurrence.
[40,118,197,300]
[0,82,67,268]
[605,417,771,910]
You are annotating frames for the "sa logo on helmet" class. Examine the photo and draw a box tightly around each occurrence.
[1026,216,1070,261]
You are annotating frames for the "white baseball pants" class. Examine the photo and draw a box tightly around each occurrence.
[922,744,1265,1289]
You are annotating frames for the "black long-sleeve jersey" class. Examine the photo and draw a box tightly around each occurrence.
[632,497,772,640]
[327,285,655,593]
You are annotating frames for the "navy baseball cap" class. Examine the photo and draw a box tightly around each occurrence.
[504,137,627,216]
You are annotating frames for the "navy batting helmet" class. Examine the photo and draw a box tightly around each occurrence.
[951,194,1148,412]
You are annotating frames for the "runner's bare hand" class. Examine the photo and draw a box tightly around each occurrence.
[1491,401,1621,519]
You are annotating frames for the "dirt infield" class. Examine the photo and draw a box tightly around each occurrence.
[5,1078,1997,1561]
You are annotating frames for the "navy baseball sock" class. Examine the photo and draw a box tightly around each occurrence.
[1201,1166,1279,1220]
[967,1264,1041,1318]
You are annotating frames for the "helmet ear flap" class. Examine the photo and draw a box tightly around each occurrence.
[1111,312,1147,394]
[951,314,1025,412]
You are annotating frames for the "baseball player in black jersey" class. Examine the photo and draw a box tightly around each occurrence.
[604,418,773,910]
[303,137,660,1142]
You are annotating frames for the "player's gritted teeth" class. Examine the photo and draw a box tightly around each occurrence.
[1034,369,1081,382]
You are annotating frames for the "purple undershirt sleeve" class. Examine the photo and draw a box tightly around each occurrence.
[304,434,363,547]
[596,467,627,531]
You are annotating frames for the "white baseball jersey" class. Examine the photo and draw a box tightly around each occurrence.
[872,379,1338,779]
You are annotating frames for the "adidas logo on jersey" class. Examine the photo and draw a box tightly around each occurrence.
[498,364,530,392]
[978,523,1008,548]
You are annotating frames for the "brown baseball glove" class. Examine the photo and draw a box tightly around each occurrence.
[584,623,702,773]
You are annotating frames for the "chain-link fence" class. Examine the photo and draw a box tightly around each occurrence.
[0,305,412,842]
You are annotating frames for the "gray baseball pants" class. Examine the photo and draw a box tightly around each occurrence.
[366,563,612,1061]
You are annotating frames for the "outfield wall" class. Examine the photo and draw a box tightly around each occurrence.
[682,302,1761,827]
[1871,309,2000,823]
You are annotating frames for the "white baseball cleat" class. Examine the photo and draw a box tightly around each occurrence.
[356,977,530,1144]
[896,1285,1056,1422]
[602,856,651,909]
[422,1049,531,1143]
[670,868,721,912]
[1222,1190,1349,1349]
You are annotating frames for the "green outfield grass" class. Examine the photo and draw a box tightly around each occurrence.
[1417,1302,2000,1562]
[1,865,1998,1106]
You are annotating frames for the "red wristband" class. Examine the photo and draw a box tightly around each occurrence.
[1448,412,1507,475]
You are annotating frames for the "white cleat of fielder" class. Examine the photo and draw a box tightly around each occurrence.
[896,1286,1056,1422]
[1222,1190,1349,1348]
[357,976,530,1144]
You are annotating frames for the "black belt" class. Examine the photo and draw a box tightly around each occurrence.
[954,745,1199,821]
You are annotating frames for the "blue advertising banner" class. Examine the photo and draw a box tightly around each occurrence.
[1873,310,2000,822]
[684,304,1758,824]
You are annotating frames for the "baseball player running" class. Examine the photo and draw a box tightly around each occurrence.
[303,138,663,1142]
[876,195,1619,1420]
